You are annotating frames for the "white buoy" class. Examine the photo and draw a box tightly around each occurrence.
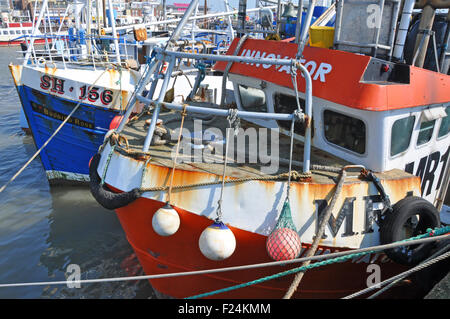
[152,203,180,236]
[199,222,236,261]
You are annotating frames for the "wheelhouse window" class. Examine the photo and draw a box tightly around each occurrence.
[391,116,415,156]
[237,85,267,112]
[324,110,366,154]
[273,93,313,137]
[438,106,450,138]
[417,119,436,146]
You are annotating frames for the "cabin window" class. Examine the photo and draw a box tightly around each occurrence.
[391,116,415,156]
[15,30,21,34]
[438,107,450,138]
[324,110,366,154]
[273,92,313,137]
[417,119,436,146]
[237,85,267,112]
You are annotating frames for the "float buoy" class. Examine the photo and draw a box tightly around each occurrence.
[152,203,180,236]
[380,196,440,266]
[199,222,236,261]
[266,227,302,261]
[109,115,124,130]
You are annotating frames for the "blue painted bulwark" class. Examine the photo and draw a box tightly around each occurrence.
[17,85,119,183]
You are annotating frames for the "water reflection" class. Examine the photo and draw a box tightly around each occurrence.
[37,186,156,299]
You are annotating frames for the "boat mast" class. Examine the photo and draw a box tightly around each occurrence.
[23,0,49,65]
[102,0,106,28]
[296,0,317,58]
[392,0,415,61]
[294,0,303,44]
[238,0,246,37]
[224,0,235,41]
[86,0,92,55]
[106,0,121,64]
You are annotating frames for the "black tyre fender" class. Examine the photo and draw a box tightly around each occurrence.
[89,153,142,210]
[380,196,440,266]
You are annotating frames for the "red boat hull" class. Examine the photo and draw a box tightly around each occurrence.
[0,38,50,46]
[116,196,409,299]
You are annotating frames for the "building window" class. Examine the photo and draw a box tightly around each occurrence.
[417,119,436,146]
[438,106,450,138]
[273,92,313,137]
[391,116,415,156]
[238,85,267,112]
[324,110,366,154]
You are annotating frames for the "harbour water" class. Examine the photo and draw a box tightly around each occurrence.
[0,46,154,299]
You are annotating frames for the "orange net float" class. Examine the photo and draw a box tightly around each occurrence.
[266,201,302,261]
[266,227,302,261]
[109,115,124,130]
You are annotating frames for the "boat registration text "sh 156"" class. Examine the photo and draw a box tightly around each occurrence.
[40,74,114,105]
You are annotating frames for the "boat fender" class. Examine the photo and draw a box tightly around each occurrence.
[89,153,142,210]
[109,115,124,130]
[266,228,302,261]
[152,203,180,236]
[380,196,440,266]
[199,221,236,261]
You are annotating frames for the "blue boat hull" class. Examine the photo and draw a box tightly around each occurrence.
[17,84,119,184]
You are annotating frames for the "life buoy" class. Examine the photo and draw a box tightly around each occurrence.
[380,196,440,266]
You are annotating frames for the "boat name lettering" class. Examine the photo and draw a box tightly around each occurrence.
[239,49,333,82]
[31,102,94,129]
[314,193,413,238]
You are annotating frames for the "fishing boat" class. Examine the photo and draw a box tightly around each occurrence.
[89,0,450,299]
[0,9,50,46]
[8,0,147,184]
[0,21,46,46]
[8,0,268,184]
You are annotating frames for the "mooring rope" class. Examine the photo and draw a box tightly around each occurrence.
[342,250,450,299]
[186,227,449,299]
[283,168,348,299]
[366,243,450,299]
[0,66,113,194]
[0,228,447,290]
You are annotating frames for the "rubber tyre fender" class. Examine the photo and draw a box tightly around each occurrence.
[89,153,142,210]
[380,196,440,266]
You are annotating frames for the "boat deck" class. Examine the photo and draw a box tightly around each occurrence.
[119,102,413,185]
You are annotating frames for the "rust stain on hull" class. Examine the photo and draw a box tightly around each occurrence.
[8,64,23,86]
